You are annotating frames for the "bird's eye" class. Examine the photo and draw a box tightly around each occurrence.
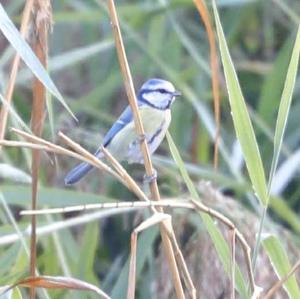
[158,88,167,94]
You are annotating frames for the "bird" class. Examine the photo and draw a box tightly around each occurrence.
[64,78,181,185]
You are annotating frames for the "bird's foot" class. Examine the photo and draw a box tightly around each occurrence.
[143,169,157,184]
[138,134,146,143]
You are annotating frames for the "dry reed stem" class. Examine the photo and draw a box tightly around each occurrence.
[100,146,150,203]
[127,213,171,299]
[107,0,187,297]
[20,200,194,216]
[0,0,34,145]
[191,200,255,293]
[59,132,151,203]
[20,195,255,296]
[6,129,155,208]
[56,132,125,184]
[168,227,197,299]
[30,2,52,298]
[262,260,300,299]
[128,232,137,299]
[9,128,123,183]
[100,145,196,297]
[192,0,221,169]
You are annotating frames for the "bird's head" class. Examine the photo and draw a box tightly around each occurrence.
[138,78,181,110]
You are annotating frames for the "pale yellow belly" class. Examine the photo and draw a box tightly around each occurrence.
[107,106,171,163]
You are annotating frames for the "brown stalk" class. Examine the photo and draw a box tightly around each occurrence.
[5,130,193,297]
[30,2,52,297]
[11,128,123,182]
[0,0,34,146]
[192,200,255,293]
[168,227,197,299]
[127,213,171,299]
[58,132,146,201]
[106,0,187,298]
[192,0,221,170]
[100,146,150,203]
[20,192,256,296]
[262,260,300,299]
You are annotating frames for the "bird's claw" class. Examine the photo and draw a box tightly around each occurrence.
[143,169,157,184]
[138,134,146,143]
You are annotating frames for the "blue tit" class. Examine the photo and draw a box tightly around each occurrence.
[64,78,181,185]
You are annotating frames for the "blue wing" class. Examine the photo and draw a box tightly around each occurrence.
[102,105,133,147]
[64,105,134,185]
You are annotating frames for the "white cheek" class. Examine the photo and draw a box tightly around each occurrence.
[143,92,166,104]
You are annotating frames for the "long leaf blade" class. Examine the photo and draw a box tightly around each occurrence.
[0,4,76,120]
[212,1,269,206]
[166,132,249,298]
[263,235,300,299]
[269,26,300,189]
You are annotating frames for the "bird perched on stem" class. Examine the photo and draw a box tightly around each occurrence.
[64,78,181,185]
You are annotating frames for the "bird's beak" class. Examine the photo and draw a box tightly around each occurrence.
[172,90,181,97]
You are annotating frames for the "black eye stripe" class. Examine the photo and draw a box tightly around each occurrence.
[142,88,169,94]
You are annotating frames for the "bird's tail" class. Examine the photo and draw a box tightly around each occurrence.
[64,148,103,185]
[64,162,93,185]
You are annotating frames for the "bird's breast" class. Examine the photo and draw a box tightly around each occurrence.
[138,106,171,135]
[106,106,171,163]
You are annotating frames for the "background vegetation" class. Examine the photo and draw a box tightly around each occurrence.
[1,0,300,298]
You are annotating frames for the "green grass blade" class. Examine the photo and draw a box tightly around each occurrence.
[269,26,300,190]
[0,4,76,120]
[258,36,294,124]
[0,163,31,184]
[263,235,300,299]
[166,132,249,298]
[0,185,113,207]
[213,1,268,206]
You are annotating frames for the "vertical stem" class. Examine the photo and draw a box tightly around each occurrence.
[0,0,34,146]
[30,1,51,298]
[106,1,185,298]
[192,0,221,170]
[252,207,267,269]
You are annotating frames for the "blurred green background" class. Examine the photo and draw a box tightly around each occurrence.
[1,0,300,298]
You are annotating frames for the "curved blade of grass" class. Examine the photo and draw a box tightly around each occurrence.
[0,185,113,207]
[263,235,300,299]
[0,275,110,299]
[0,287,22,299]
[17,40,115,83]
[0,4,76,120]
[258,36,294,124]
[269,26,300,191]
[0,163,31,183]
[270,196,300,234]
[271,148,300,196]
[166,131,248,299]
[213,1,268,206]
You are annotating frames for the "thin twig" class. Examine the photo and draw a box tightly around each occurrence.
[106,1,186,298]
[56,132,125,183]
[262,260,300,299]
[5,129,123,186]
[192,200,256,293]
[0,0,34,144]
[127,213,171,299]
[192,0,221,169]
[30,2,52,298]
[100,146,150,203]
[19,193,255,295]
[20,200,194,216]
